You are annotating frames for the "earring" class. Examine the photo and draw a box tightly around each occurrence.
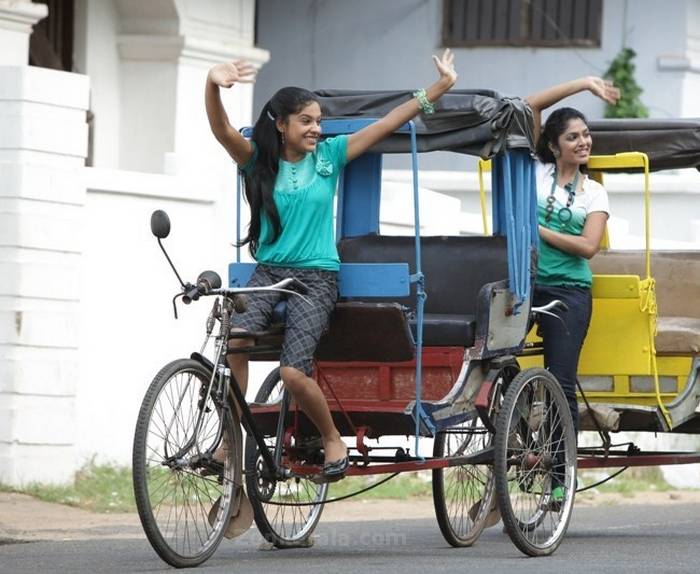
[280,132,286,145]
[552,148,560,159]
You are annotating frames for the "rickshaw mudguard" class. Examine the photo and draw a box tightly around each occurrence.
[404,358,486,435]
[660,357,700,430]
[405,354,520,435]
[469,279,532,360]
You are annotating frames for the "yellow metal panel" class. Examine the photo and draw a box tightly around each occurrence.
[579,278,652,376]
[590,275,640,298]
[588,152,648,171]
[518,349,542,371]
[519,351,692,406]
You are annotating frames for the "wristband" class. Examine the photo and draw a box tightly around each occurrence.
[413,88,435,115]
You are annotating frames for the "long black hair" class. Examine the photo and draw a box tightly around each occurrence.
[239,86,320,256]
[535,107,589,164]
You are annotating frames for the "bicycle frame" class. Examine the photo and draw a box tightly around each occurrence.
[202,294,289,480]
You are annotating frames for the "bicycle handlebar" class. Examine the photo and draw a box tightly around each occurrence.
[531,299,569,315]
[180,275,311,305]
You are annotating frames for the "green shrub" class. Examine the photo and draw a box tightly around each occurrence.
[604,47,649,118]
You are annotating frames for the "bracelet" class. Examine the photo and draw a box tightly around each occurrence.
[413,88,435,115]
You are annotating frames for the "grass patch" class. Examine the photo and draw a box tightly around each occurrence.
[0,462,136,513]
[0,462,692,514]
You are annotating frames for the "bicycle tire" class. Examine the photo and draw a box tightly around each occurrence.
[432,416,496,547]
[245,367,328,548]
[133,359,239,568]
[494,367,576,557]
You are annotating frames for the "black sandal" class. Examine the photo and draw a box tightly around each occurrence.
[322,455,349,479]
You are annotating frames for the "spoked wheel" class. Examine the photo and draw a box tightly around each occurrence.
[133,359,240,568]
[494,367,576,556]
[432,416,496,547]
[245,368,328,548]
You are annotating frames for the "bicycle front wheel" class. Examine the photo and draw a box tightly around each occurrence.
[133,359,239,568]
[245,367,328,548]
[494,367,576,557]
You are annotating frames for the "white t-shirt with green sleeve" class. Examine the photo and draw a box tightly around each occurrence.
[535,160,610,287]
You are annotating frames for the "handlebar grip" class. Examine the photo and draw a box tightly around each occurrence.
[182,271,222,304]
[182,284,199,304]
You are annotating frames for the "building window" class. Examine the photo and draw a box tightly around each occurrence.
[29,0,74,71]
[443,0,603,48]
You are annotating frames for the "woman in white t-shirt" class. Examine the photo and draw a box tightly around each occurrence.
[525,78,620,503]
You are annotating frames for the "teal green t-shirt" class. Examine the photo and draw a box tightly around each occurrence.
[241,135,348,271]
[535,161,610,287]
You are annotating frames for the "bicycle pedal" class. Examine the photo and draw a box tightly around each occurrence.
[309,472,344,485]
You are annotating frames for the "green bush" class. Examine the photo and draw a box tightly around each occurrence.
[604,47,649,118]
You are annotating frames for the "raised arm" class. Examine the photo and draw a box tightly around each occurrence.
[526,77,620,145]
[205,60,257,166]
[345,50,458,163]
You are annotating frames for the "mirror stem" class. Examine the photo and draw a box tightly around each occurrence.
[158,238,186,288]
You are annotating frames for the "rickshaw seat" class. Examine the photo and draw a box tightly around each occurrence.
[316,301,414,362]
[656,317,700,355]
[410,313,476,347]
[589,250,700,356]
[337,234,509,348]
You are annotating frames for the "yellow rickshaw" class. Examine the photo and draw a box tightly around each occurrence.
[479,119,700,464]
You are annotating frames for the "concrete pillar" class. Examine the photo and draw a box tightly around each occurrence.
[0,2,90,485]
[0,0,47,65]
[114,0,269,175]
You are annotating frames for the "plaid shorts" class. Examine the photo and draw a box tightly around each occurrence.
[230,264,338,376]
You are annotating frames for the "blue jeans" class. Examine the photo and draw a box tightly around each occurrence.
[533,284,593,433]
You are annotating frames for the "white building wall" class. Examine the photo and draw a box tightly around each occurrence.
[0,60,90,484]
[71,0,269,468]
[254,0,698,168]
[0,0,270,484]
[75,0,122,169]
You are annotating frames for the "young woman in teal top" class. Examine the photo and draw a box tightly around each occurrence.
[205,51,457,479]
[525,77,620,503]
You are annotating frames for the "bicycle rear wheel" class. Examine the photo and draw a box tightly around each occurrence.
[133,359,240,568]
[432,417,495,547]
[494,367,576,557]
[245,368,328,548]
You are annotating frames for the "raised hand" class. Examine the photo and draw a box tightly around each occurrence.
[432,48,457,88]
[208,60,257,89]
[588,77,621,105]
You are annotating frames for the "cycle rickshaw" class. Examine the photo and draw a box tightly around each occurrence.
[132,92,700,568]
[512,119,700,472]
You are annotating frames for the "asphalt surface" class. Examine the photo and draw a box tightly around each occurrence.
[1,503,699,574]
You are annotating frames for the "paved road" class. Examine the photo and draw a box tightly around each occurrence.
[1,503,698,574]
